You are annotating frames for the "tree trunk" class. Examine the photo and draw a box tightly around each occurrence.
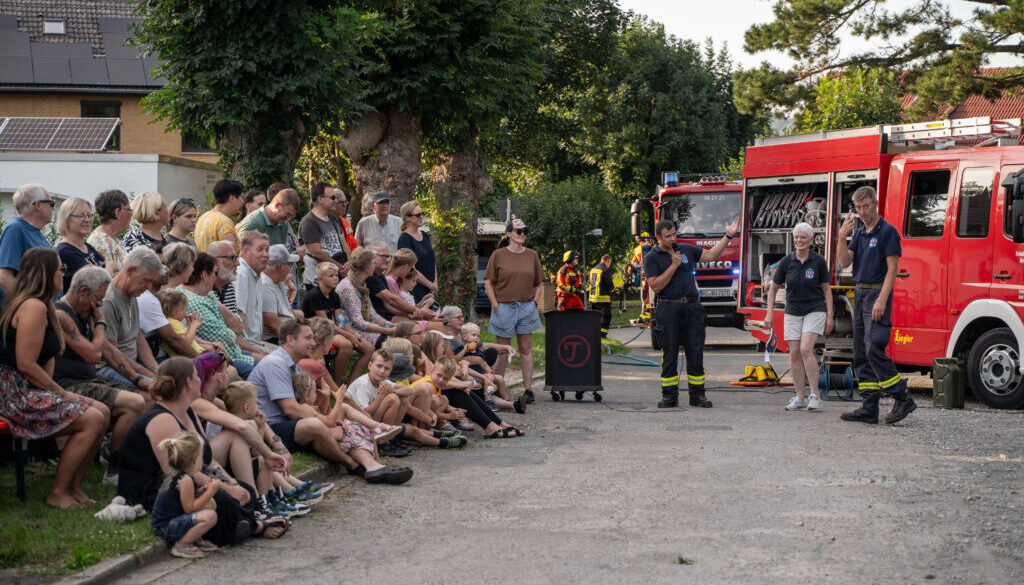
[430,146,493,313]
[220,109,307,188]
[338,108,423,221]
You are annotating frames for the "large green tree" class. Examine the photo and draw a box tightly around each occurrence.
[131,1,367,187]
[797,68,904,131]
[735,0,1024,118]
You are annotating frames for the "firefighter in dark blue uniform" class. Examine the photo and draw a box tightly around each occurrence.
[644,217,739,408]
[837,186,916,424]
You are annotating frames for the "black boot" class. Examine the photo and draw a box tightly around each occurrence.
[657,391,679,408]
[523,389,536,404]
[689,391,713,408]
[885,394,917,424]
[840,402,879,424]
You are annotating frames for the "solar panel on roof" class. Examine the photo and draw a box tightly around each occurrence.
[0,117,120,151]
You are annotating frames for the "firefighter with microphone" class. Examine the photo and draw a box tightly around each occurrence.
[645,217,739,408]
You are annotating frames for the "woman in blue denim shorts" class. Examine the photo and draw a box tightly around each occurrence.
[484,217,543,403]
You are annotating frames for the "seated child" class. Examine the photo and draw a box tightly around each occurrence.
[220,381,329,518]
[383,337,465,428]
[303,263,373,384]
[156,289,206,356]
[345,350,467,452]
[461,322,525,414]
[152,430,221,558]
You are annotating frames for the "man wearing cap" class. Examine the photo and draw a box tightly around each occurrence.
[355,191,402,254]
[645,216,739,409]
[555,250,584,310]
[262,244,304,344]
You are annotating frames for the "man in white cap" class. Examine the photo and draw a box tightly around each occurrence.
[355,191,402,254]
[262,244,304,344]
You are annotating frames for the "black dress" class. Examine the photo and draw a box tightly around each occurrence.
[118,403,257,545]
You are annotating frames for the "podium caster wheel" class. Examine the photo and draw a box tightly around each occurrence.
[594,393,602,402]
[550,391,560,402]
[575,392,584,401]
[559,391,565,401]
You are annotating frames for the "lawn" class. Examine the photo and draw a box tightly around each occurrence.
[0,462,157,573]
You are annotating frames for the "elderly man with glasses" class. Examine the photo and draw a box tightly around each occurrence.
[0,183,55,296]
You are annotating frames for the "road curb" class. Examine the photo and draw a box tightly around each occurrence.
[52,465,350,585]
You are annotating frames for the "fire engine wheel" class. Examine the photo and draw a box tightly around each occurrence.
[967,328,1024,409]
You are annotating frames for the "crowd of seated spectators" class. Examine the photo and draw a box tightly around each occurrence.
[0,180,528,559]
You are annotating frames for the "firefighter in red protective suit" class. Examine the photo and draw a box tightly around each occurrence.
[556,250,585,310]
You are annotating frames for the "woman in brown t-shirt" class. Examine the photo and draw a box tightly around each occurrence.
[484,217,543,403]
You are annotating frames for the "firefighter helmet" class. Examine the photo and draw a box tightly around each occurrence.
[563,250,578,263]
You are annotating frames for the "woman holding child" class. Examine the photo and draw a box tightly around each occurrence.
[118,357,287,542]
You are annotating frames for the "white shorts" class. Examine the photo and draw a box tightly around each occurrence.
[783,311,826,341]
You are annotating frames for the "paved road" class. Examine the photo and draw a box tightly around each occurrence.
[111,327,1023,585]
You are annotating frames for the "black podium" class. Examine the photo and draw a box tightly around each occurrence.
[544,309,603,402]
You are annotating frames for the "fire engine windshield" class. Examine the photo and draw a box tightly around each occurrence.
[661,192,739,237]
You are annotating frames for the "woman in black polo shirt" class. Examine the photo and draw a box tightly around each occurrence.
[764,222,834,411]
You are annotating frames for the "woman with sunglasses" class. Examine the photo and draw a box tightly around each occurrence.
[484,217,544,404]
[165,198,199,250]
[0,248,110,508]
[55,197,106,294]
[396,201,438,303]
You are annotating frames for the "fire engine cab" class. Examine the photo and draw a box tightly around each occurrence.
[738,117,1024,409]
[631,173,743,349]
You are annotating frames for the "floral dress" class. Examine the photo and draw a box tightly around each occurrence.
[87,228,127,273]
[0,322,88,439]
[336,279,391,345]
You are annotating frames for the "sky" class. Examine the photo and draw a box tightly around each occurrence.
[617,0,1023,70]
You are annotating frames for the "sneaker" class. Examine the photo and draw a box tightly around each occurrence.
[170,542,204,559]
[432,428,461,439]
[806,394,823,411]
[523,389,536,404]
[305,481,334,495]
[513,396,527,414]
[268,491,309,518]
[254,495,277,521]
[194,539,218,552]
[438,435,468,449]
[454,420,475,432]
[785,396,808,411]
[285,486,323,506]
[373,424,404,444]
[484,399,499,412]
[102,472,119,487]
[438,422,457,433]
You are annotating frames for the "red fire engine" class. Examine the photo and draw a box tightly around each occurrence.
[631,173,743,348]
[737,117,1024,409]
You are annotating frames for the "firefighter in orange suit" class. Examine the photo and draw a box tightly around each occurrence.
[556,250,585,310]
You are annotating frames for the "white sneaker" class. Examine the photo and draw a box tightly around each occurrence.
[785,396,808,411]
[102,472,119,486]
[806,394,823,411]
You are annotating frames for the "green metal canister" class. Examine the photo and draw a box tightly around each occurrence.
[932,358,965,409]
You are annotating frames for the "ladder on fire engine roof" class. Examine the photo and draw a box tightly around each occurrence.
[754,116,1022,149]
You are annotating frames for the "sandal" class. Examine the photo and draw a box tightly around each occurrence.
[254,517,289,539]
[485,426,524,439]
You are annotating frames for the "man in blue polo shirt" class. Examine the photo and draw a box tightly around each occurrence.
[837,186,916,424]
[644,216,739,408]
[0,183,54,297]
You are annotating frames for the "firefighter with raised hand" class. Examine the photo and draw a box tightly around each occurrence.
[836,186,916,424]
[645,216,739,408]
[556,250,585,310]
[589,254,614,337]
